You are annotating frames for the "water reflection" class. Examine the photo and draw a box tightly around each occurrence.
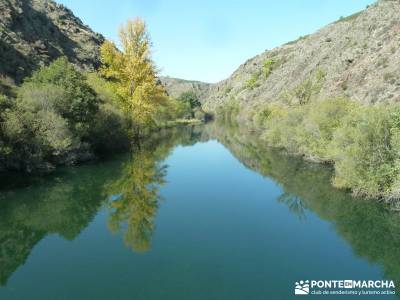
[0,122,400,296]
[0,126,202,285]
[207,122,400,294]
[0,157,124,285]
[103,126,203,251]
[105,146,167,252]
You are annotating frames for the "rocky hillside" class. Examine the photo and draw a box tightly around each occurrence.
[0,0,104,83]
[200,0,400,114]
[159,76,211,99]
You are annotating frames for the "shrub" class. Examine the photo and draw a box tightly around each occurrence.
[330,105,399,198]
[0,59,104,171]
[177,92,201,109]
[174,91,204,120]
[284,70,326,105]
[259,97,400,200]
[293,79,314,105]
[2,99,76,171]
[296,98,355,160]
[244,72,260,90]
[86,72,119,104]
[262,59,275,78]
[253,106,271,127]
[217,98,240,122]
[26,57,99,137]
[264,103,305,152]
[88,102,130,154]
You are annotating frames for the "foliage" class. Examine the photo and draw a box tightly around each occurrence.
[0,58,131,172]
[86,72,131,153]
[281,69,326,105]
[244,72,260,90]
[262,59,275,78]
[86,72,120,104]
[296,98,355,160]
[330,105,400,198]
[24,57,99,138]
[2,92,76,171]
[216,98,241,124]
[88,102,130,154]
[255,95,400,200]
[178,91,201,109]
[100,18,167,132]
[104,126,198,252]
[215,124,400,293]
[176,91,203,118]
[106,147,166,252]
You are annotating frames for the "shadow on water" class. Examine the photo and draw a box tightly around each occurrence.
[1,122,400,295]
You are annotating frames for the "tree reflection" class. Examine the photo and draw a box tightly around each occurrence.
[0,125,203,284]
[277,193,307,220]
[106,148,167,252]
[208,121,400,296]
[104,126,202,252]
[0,157,125,285]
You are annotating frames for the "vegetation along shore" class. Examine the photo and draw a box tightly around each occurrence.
[1,0,400,203]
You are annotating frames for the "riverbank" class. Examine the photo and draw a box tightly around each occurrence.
[215,103,400,205]
[1,123,399,299]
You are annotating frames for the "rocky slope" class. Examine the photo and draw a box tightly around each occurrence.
[159,76,211,99]
[200,0,400,114]
[0,0,104,83]
[2,0,398,113]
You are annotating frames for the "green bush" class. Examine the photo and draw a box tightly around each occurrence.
[330,105,400,198]
[296,98,354,160]
[2,97,76,171]
[0,58,104,171]
[262,59,275,78]
[258,96,400,200]
[282,70,326,105]
[177,92,201,110]
[216,98,240,123]
[264,103,306,152]
[26,57,99,138]
[88,102,130,154]
[86,72,120,104]
[244,72,260,90]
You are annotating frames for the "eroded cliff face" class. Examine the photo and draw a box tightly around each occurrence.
[0,0,104,83]
[175,0,400,116]
[2,0,399,115]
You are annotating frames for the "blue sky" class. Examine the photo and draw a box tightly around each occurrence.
[56,0,376,83]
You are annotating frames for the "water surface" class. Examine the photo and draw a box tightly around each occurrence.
[0,124,399,299]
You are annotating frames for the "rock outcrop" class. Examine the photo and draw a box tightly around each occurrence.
[0,0,104,83]
[199,0,400,114]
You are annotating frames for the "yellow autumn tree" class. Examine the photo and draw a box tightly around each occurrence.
[100,18,166,135]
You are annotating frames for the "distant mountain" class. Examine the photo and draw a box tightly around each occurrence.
[2,0,398,115]
[200,0,400,115]
[159,76,211,100]
[0,0,104,83]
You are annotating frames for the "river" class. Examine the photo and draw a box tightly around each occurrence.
[0,124,398,299]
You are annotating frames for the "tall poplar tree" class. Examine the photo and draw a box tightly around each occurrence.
[100,18,166,135]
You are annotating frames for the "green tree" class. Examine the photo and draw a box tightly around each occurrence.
[178,91,201,109]
[25,57,99,138]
